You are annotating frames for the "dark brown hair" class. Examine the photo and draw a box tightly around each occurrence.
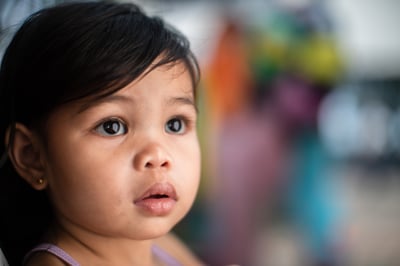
[0,2,199,264]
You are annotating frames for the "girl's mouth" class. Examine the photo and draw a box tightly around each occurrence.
[134,182,177,216]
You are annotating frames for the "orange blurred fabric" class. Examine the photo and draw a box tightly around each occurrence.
[204,20,253,123]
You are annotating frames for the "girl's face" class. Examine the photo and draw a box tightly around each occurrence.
[40,62,200,240]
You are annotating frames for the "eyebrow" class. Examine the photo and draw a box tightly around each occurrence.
[166,96,198,113]
[76,94,133,114]
[75,94,197,114]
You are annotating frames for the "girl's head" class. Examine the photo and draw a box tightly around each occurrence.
[0,2,200,264]
[0,1,199,140]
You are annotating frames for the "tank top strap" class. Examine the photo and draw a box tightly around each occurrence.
[24,243,181,266]
[151,244,182,266]
[23,243,80,266]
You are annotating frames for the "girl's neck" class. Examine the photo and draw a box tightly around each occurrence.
[43,223,163,265]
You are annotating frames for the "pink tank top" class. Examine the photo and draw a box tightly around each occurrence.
[24,243,182,266]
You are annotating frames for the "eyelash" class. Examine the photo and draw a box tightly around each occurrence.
[94,118,127,136]
[93,115,195,137]
[165,116,192,135]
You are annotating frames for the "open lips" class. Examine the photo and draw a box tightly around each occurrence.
[134,183,178,216]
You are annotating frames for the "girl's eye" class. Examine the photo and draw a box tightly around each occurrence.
[165,117,186,134]
[94,119,127,136]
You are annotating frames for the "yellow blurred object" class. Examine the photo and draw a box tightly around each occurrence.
[290,34,343,84]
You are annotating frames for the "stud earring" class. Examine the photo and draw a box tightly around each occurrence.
[37,177,44,185]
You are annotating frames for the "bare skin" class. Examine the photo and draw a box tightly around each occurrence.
[27,233,203,266]
[12,62,202,266]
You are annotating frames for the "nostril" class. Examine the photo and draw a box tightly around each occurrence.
[145,162,153,168]
[134,145,171,170]
[144,160,169,168]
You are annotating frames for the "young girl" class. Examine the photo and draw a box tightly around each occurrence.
[0,1,202,265]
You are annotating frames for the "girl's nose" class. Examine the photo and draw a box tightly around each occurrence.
[133,143,171,171]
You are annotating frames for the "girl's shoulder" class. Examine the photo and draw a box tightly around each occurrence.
[25,252,67,266]
[25,234,203,266]
[154,233,204,266]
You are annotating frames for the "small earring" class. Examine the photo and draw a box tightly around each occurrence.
[37,177,44,185]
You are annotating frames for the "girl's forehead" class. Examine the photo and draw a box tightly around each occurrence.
[124,63,193,91]
[63,63,195,115]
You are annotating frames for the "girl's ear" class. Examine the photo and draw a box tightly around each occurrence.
[5,123,47,190]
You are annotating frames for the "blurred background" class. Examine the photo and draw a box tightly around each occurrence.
[1,0,400,265]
